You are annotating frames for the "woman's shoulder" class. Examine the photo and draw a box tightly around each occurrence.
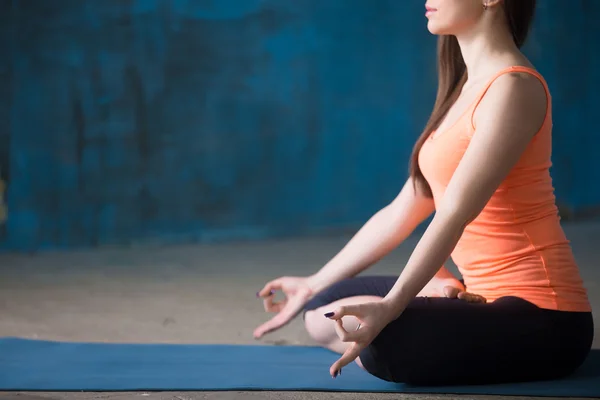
[474,65,549,134]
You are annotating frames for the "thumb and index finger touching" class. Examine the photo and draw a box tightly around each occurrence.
[254,279,306,339]
[257,279,283,313]
[253,294,305,338]
[256,279,282,298]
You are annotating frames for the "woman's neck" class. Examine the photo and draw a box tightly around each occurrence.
[455,15,520,83]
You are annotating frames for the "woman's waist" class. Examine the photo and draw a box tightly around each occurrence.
[466,290,591,312]
[455,243,578,276]
[453,235,576,276]
[460,282,591,312]
[455,243,589,312]
[455,214,570,256]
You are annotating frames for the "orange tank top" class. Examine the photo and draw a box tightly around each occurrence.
[418,66,591,312]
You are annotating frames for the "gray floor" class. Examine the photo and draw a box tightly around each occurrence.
[1,221,599,400]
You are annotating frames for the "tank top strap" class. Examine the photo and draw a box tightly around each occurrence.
[470,66,551,130]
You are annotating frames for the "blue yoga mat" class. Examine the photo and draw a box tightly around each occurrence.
[1,338,599,397]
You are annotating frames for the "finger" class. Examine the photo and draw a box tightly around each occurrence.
[258,280,280,312]
[330,342,365,378]
[324,304,363,320]
[257,280,281,298]
[253,312,289,339]
[263,295,287,313]
[333,319,361,343]
[443,285,461,299]
[254,296,304,339]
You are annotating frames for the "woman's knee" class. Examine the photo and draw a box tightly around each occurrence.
[304,308,361,346]
[303,309,332,345]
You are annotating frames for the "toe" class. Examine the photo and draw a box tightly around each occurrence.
[444,285,460,299]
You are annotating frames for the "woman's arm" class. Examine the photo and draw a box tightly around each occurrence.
[254,176,435,339]
[382,73,548,317]
[307,176,435,294]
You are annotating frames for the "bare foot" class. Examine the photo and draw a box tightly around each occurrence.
[419,267,487,303]
[418,266,464,298]
[454,290,487,303]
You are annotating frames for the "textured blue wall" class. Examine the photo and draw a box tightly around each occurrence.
[1,0,599,251]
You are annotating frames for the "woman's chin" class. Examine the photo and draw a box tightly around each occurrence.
[426,21,449,35]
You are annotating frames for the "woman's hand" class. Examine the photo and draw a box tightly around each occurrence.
[324,300,397,378]
[253,276,314,339]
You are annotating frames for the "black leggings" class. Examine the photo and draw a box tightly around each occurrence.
[304,276,594,386]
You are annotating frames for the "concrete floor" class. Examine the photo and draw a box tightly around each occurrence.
[1,221,599,400]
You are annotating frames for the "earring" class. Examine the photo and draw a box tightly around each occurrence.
[483,2,488,10]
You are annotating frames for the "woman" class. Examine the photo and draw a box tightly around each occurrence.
[254,0,594,386]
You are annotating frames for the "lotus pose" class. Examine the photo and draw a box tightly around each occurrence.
[255,0,593,386]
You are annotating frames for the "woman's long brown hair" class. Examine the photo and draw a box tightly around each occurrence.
[409,0,537,197]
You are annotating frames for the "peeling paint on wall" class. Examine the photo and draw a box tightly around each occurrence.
[1,0,599,251]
